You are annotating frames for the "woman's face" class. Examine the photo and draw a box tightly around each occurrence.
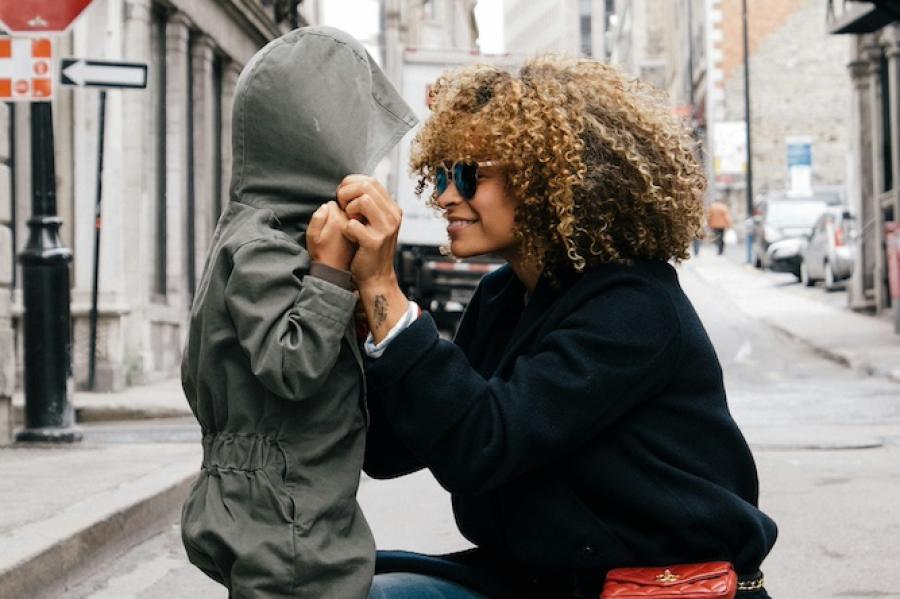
[436,162,520,260]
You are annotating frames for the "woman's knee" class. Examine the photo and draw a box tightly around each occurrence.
[368,573,488,599]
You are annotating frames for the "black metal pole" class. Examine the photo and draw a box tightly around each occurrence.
[742,0,754,219]
[15,102,81,443]
[88,91,106,391]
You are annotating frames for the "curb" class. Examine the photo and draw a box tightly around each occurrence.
[12,404,194,426]
[761,318,900,386]
[685,261,900,386]
[0,464,196,599]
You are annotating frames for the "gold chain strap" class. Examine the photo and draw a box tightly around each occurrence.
[736,573,765,592]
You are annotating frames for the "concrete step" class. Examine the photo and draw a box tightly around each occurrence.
[0,440,199,599]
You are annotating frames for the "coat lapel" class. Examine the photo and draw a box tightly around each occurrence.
[491,269,576,377]
[458,267,524,374]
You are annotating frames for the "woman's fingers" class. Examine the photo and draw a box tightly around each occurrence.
[342,218,377,246]
[337,177,396,215]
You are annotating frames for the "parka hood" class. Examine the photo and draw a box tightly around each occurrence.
[230,26,417,227]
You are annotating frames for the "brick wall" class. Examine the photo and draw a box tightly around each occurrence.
[715,0,850,208]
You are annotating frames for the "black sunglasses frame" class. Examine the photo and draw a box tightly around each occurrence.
[434,161,496,200]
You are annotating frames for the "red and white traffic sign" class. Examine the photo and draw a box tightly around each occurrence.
[0,36,54,101]
[0,0,95,36]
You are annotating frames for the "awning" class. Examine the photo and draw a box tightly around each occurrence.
[829,0,899,34]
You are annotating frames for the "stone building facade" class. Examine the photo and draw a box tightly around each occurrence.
[713,0,851,218]
[503,0,608,58]
[603,0,713,200]
[1,0,315,396]
[383,0,479,85]
[828,1,899,325]
[1,100,12,442]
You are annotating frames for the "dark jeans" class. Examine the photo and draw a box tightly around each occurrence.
[370,550,773,599]
[712,227,726,254]
[368,573,488,598]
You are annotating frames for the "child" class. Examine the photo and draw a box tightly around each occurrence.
[179,27,416,598]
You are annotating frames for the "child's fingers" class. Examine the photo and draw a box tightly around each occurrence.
[307,203,329,242]
[325,201,349,224]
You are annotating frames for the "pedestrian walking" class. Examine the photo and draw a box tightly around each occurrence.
[333,56,776,598]
[708,199,733,255]
[178,27,415,598]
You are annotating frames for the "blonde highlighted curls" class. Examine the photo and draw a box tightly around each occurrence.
[410,55,706,276]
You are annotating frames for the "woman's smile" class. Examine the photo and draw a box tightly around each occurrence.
[447,217,478,234]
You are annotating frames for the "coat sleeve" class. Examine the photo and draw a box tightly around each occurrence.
[224,237,357,400]
[363,280,490,478]
[364,280,681,494]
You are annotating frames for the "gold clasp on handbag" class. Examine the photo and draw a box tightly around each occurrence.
[655,569,681,583]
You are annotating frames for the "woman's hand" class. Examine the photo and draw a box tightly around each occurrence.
[337,175,409,343]
[306,200,356,271]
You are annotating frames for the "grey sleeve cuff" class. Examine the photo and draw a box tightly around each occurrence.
[309,262,353,290]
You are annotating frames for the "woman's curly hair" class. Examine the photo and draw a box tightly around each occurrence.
[410,55,706,276]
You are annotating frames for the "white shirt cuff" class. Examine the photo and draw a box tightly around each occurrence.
[364,300,420,359]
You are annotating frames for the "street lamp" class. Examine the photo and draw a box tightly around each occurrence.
[15,102,81,443]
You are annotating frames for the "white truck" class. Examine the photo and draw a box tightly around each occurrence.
[392,47,523,330]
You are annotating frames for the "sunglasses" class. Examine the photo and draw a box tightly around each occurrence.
[434,161,496,200]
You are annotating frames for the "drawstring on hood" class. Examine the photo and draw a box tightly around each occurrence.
[230,26,417,229]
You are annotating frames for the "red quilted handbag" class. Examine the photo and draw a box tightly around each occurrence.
[599,562,737,598]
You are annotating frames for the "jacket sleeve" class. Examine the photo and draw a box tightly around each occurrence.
[224,237,357,400]
[363,384,427,478]
[364,280,680,494]
[363,282,486,479]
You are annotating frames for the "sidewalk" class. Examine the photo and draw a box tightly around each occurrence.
[684,253,900,384]
[1,378,198,598]
[11,377,193,424]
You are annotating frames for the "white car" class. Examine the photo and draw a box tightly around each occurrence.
[765,237,807,279]
[800,207,856,290]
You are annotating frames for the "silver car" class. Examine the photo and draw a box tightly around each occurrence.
[800,207,856,290]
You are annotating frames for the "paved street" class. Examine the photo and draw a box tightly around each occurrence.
[63,253,900,599]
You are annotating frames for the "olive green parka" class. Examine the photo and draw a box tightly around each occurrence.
[179,26,416,598]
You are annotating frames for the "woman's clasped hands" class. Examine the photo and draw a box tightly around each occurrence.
[307,175,410,343]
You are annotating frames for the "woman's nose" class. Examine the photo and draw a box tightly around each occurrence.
[436,184,463,209]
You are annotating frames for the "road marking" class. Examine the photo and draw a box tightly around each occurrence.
[734,340,753,364]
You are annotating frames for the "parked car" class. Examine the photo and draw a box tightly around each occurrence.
[765,237,807,279]
[752,194,828,270]
[800,207,857,290]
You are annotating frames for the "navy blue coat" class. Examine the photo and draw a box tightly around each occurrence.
[364,260,777,597]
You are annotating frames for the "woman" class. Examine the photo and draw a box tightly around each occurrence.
[336,56,777,598]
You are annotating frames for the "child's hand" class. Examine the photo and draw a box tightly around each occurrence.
[307,201,357,271]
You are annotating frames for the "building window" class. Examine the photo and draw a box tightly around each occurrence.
[880,51,893,192]
[423,0,438,20]
[151,6,168,297]
[580,0,593,56]
[186,34,196,298]
[213,54,223,222]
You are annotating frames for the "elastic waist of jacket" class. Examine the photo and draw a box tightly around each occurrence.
[201,432,284,472]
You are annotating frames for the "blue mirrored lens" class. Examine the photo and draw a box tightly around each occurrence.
[435,167,449,195]
[455,163,478,199]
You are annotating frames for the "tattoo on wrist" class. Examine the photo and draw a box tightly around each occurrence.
[373,295,388,330]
